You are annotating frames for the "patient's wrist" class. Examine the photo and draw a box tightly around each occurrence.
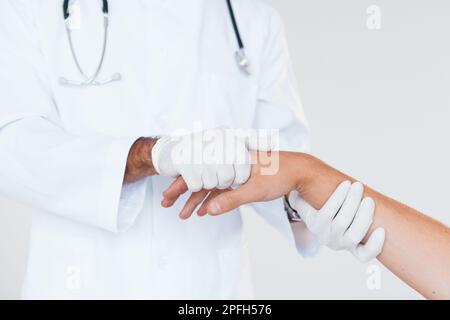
[290,152,321,194]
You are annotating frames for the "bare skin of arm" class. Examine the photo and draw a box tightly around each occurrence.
[161,151,450,299]
[123,137,158,184]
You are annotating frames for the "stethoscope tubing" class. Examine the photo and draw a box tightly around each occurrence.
[60,0,249,86]
[226,0,244,50]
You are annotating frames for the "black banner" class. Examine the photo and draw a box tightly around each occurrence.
[0,300,447,319]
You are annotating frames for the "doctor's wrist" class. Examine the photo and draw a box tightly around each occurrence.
[124,137,158,184]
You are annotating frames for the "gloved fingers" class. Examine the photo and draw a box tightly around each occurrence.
[151,137,179,176]
[352,227,386,262]
[180,166,203,192]
[330,182,364,238]
[216,164,235,190]
[343,197,375,248]
[201,165,219,190]
[314,181,352,231]
[179,190,210,220]
[288,192,318,231]
[291,194,335,247]
[231,146,251,187]
[232,163,251,187]
[289,191,322,236]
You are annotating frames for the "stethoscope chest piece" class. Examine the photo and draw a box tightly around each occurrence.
[235,49,250,74]
[227,0,251,75]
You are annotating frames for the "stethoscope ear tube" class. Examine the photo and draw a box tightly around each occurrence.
[63,0,109,19]
[61,0,119,87]
[63,0,69,19]
[102,0,109,14]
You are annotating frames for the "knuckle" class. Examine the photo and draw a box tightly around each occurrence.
[222,193,238,207]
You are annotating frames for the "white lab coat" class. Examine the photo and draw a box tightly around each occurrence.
[0,0,316,299]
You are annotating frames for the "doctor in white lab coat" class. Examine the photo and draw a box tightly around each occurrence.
[0,0,314,299]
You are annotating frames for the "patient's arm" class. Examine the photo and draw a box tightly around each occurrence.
[162,151,450,299]
[287,153,450,300]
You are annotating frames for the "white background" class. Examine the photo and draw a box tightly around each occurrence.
[1,0,449,299]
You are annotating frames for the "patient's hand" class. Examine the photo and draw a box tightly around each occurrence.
[162,177,228,219]
[162,151,308,219]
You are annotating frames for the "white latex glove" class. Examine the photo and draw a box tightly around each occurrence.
[152,128,252,191]
[289,181,386,262]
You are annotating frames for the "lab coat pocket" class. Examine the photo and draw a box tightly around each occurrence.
[199,73,258,130]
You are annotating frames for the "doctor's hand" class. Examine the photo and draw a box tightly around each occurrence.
[289,182,385,262]
[152,128,255,192]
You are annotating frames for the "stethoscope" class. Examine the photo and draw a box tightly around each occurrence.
[59,0,250,87]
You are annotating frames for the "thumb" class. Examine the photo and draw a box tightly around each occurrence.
[288,191,318,227]
[352,227,386,262]
[207,184,259,215]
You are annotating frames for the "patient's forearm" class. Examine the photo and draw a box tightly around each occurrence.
[295,154,450,299]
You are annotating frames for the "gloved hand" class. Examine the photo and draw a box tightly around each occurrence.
[152,128,252,192]
[289,181,386,262]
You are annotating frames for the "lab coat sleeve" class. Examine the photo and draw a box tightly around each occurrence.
[248,9,319,257]
[0,0,145,233]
